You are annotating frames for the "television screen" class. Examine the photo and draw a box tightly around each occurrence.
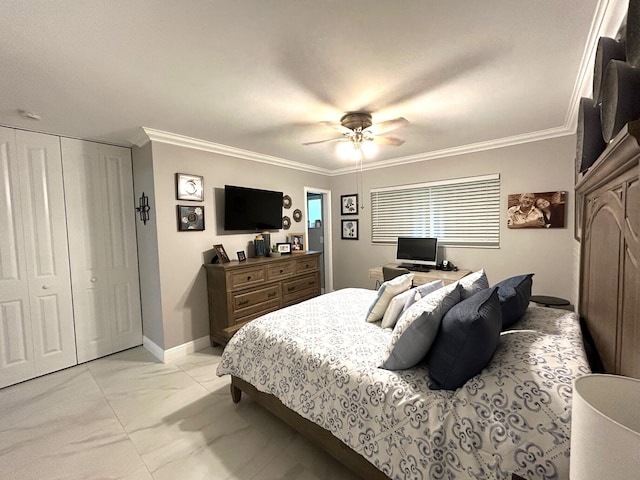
[396,237,438,269]
[224,185,283,231]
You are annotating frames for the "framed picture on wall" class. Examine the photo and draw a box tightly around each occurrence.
[177,205,204,231]
[341,194,358,215]
[341,219,359,240]
[507,191,566,229]
[176,173,204,201]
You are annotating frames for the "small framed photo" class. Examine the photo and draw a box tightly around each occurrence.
[237,251,246,262]
[213,244,230,263]
[277,242,292,254]
[176,173,204,201]
[341,219,359,240]
[341,194,358,215]
[177,205,204,231]
[288,233,305,252]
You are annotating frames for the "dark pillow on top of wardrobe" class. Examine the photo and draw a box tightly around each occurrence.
[494,273,533,329]
[426,287,502,390]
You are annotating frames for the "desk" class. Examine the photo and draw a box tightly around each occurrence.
[369,265,471,287]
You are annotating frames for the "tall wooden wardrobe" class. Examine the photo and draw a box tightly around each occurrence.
[0,128,142,388]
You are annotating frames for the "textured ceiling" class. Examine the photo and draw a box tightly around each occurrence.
[0,1,627,173]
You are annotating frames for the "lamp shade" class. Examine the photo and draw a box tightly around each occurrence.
[570,374,640,479]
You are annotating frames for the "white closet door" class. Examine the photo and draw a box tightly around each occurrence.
[0,129,77,388]
[62,139,141,363]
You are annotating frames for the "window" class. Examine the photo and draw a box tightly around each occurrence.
[370,174,500,247]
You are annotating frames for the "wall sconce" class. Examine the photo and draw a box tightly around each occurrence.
[135,192,151,225]
[570,374,640,479]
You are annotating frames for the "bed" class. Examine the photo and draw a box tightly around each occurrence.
[217,286,590,480]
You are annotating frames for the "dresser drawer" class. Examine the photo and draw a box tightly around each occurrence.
[266,261,295,281]
[282,273,319,303]
[232,284,280,315]
[294,256,319,274]
[228,266,265,289]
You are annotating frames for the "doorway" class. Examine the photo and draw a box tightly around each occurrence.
[305,187,333,293]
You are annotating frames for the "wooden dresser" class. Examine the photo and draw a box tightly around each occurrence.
[204,251,321,345]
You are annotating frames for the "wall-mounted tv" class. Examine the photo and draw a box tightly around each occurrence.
[224,185,283,231]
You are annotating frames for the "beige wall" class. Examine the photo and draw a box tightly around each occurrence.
[134,142,330,350]
[134,133,578,353]
[329,135,578,303]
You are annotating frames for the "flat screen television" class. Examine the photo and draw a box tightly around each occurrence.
[224,185,283,231]
[396,237,438,270]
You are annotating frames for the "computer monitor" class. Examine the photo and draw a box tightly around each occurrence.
[396,237,438,270]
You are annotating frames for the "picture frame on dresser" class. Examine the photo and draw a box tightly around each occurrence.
[288,233,305,252]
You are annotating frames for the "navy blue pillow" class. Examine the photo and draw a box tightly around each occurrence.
[494,273,533,329]
[426,287,502,390]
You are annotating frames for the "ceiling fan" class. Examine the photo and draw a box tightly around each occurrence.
[303,113,409,154]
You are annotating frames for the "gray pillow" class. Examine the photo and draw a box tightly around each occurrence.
[380,282,462,370]
[402,280,445,312]
[458,269,489,299]
[494,273,534,329]
[427,287,502,390]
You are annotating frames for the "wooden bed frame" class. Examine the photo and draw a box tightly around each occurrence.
[229,123,639,480]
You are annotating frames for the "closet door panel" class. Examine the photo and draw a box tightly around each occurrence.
[61,139,111,362]
[61,140,141,362]
[15,130,76,376]
[102,145,142,351]
[0,129,35,387]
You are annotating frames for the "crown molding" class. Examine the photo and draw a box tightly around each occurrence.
[132,127,333,176]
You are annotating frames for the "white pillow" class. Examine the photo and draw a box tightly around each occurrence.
[459,269,489,299]
[380,282,462,370]
[382,280,444,329]
[365,273,414,323]
[381,288,416,329]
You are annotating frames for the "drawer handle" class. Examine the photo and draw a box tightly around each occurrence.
[247,276,252,281]
[268,292,276,298]
[238,300,249,306]
[280,269,284,273]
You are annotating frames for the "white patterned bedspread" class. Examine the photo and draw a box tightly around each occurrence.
[217,288,590,480]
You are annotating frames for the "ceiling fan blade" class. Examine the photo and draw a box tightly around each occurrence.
[365,117,409,136]
[373,136,405,146]
[302,137,347,146]
[319,121,353,135]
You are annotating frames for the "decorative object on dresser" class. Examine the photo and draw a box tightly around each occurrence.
[175,173,204,201]
[288,232,305,252]
[277,242,292,254]
[177,205,204,231]
[253,233,267,257]
[213,244,230,263]
[341,219,358,239]
[237,251,246,262]
[570,374,640,480]
[340,193,358,215]
[203,252,321,345]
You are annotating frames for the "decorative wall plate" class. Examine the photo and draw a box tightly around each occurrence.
[282,216,291,229]
[176,173,204,201]
[293,208,302,222]
[283,195,292,209]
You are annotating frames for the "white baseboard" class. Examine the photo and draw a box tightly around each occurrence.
[143,335,211,363]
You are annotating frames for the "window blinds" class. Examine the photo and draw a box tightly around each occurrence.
[370,174,500,247]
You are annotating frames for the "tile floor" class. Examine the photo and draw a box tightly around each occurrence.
[0,346,360,480]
